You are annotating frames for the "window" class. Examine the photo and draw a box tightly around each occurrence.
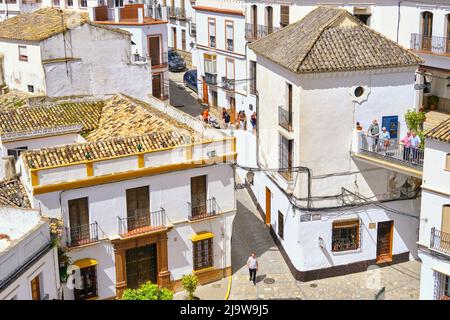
[280,5,289,28]
[30,274,42,300]
[68,197,90,245]
[28,85,34,93]
[53,0,60,6]
[353,8,371,26]
[225,58,235,90]
[18,45,28,62]
[80,0,87,8]
[126,186,150,232]
[66,0,73,7]
[74,266,98,300]
[208,18,216,48]
[181,30,186,51]
[204,54,217,74]
[446,154,450,170]
[354,86,364,97]
[421,11,433,51]
[279,135,293,181]
[249,60,256,95]
[190,175,207,218]
[193,238,213,271]
[211,90,218,107]
[278,211,284,240]
[225,21,234,51]
[7,146,27,160]
[115,0,123,7]
[279,83,293,131]
[332,219,360,252]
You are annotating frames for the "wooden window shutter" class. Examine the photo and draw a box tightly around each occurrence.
[280,6,289,27]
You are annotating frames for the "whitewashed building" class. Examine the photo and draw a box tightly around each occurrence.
[0,8,152,102]
[3,93,236,299]
[0,186,60,300]
[417,119,450,300]
[245,6,424,281]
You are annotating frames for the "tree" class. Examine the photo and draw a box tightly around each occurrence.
[121,282,174,300]
[181,273,199,300]
[404,109,426,149]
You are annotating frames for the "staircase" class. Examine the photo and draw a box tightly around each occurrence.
[424,111,450,132]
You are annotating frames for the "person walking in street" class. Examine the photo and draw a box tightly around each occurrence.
[400,131,412,161]
[251,112,257,133]
[247,252,258,285]
[222,108,231,129]
[367,119,380,152]
[202,108,209,124]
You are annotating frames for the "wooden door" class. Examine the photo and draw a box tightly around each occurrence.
[229,96,236,123]
[126,244,158,289]
[251,5,257,38]
[68,197,89,245]
[181,30,186,51]
[191,175,207,218]
[172,27,177,50]
[152,73,162,99]
[266,6,273,34]
[265,187,271,225]
[148,36,161,66]
[421,12,433,51]
[441,205,450,252]
[376,221,393,262]
[30,275,41,300]
[126,186,150,231]
[202,77,208,104]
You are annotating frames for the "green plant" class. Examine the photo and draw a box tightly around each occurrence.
[121,282,173,300]
[428,95,439,107]
[58,245,71,283]
[181,273,199,300]
[405,109,426,132]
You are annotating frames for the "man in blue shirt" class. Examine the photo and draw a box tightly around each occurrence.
[410,131,421,163]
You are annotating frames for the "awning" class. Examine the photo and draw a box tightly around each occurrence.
[191,232,214,242]
[73,258,98,269]
[432,263,450,277]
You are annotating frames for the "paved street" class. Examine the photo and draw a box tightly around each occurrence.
[229,187,421,300]
[169,70,204,118]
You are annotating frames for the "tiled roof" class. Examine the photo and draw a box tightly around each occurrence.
[0,179,31,208]
[0,101,104,135]
[425,118,450,143]
[249,6,423,74]
[0,91,39,111]
[22,95,202,170]
[0,8,129,42]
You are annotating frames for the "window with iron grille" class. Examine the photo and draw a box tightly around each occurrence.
[74,266,98,300]
[278,211,284,240]
[332,219,360,252]
[193,238,213,270]
[278,134,293,181]
[18,45,28,62]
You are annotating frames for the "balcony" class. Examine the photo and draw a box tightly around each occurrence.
[131,53,148,63]
[205,72,217,85]
[430,227,450,256]
[167,6,186,20]
[278,106,292,131]
[150,51,168,68]
[66,222,99,248]
[118,208,167,238]
[410,33,450,55]
[188,197,217,221]
[245,23,280,42]
[221,77,235,91]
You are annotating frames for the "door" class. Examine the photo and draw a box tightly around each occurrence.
[381,116,399,139]
[181,30,186,51]
[229,96,236,123]
[251,5,257,38]
[202,77,208,104]
[266,6,273,34]
[148,35,161,66]
[265,187,271,225]
[441,205,450,252]
[190,175,207,218]
[125,244,158,289]
[68,197,89,245]
[172,27,177,50]
[421,11,433,51]
[30,274,41,300]
[152,73,162,99]
[376,221,393,262]
[126,186,150,232]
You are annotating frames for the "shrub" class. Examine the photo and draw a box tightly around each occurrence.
[181,273,199,300]
[405,109,426,132]
[121,282,174,300]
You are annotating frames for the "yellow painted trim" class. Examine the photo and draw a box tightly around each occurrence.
[86,162,94,177]
[73,258,98,269]
[31,154,237,195]
[31,171,39,186]
[137,154,145,168]
[353,153,422,178]
[231,137,236,153]
[185,145,193,161]
[193,266,214,274]
[224,275,232,300]
[191,231,215,242]
[28,137,236,172]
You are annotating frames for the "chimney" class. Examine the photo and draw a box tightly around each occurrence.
[2,156,16,180]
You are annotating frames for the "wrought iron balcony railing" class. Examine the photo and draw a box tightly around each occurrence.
[430,227,450,256]
[410,33,450,55]
[118,208,166,237]
[278,105,292,131]
[188,197,217,221]
[245,23,280,42]
[221,77,235,91]
[150,51,168,68]
[360,135,424,169]
[209,36,216,48]
[205,72,217,85]
[66,222,99,247]
[167,6,186,20]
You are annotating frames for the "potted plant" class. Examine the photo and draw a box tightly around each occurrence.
[428,95,439,111]
[182,273,199,300]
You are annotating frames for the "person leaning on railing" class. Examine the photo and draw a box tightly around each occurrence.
[410,131,421,163]
[367,119,380,152]
[400,131,412,161]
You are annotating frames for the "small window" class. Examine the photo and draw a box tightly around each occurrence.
[18,45,28,62]
[446,154,450,170]
[208,18,216,48]
[30,273,42,300]
[332,219,360,252]
[66,0,73,7]
[7,146,28,160]
[80,0,87,7]
[53,0,60,6]
[74,265,98,300]
[278,211,284,240]
[226,21,234,51]
[354,86,364,97]
[193,238,213,271]
[28,85,34,93]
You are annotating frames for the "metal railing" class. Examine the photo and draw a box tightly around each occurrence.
[410,33,450,54]
[360,135,424,169]
[148,5,163,20]
[188,197,217,221]
[205,72,217,85]
[221,77,235,91]
[167,6,186,20]
[66,222,99,247]
[245,23,280,42]
[118,208,166,237]
[132,53,147,63]
[430,227,450,256]
[278,106,292,131]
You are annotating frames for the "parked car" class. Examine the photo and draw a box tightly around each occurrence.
[168,49,186,72]
[183,70,197,92]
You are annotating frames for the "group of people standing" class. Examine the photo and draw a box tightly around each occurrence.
[222,108,257,132]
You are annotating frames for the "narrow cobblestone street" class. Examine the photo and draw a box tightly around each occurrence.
[230,188,421,300]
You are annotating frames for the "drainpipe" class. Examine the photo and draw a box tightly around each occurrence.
[396,1,403,43]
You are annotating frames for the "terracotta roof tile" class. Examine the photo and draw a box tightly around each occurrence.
[425,118,450,143]
[0,178,31,208]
